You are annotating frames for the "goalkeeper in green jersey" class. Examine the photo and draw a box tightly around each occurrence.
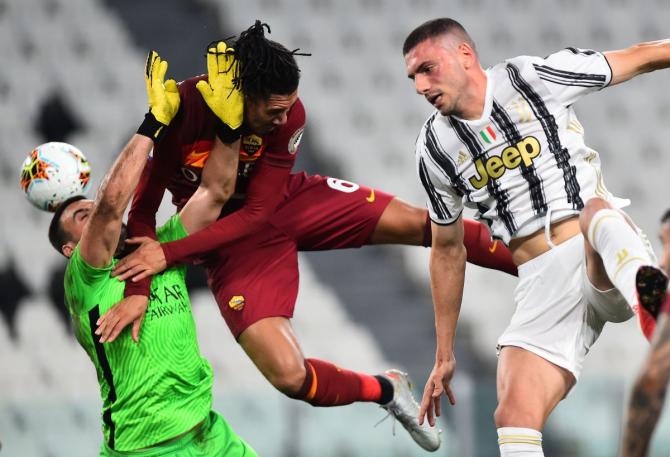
[47,50,256,456]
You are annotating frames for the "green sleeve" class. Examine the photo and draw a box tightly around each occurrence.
[156,214,189,243]
[68,245,113,286]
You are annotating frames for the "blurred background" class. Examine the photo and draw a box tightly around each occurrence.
[1,0,669,455]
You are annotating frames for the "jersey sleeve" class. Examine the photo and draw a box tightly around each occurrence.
[124,147,178,297]
[68,246,112,285]
[156,214,189,243]
[531,48,612,107]
[415,132,464,225]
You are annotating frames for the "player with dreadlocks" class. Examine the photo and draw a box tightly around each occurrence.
[104,21,516,451]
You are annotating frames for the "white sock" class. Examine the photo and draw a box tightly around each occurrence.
[587,208,656,308]
[497,427,544,456]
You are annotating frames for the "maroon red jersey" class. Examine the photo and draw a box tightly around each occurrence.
[125,75,305,295]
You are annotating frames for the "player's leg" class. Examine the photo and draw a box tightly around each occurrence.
[495,235,605,456]
[274,174,516,275]
[494,347,574,457]
[238,316,393,405]
[237,316,440,451]
[369,197,517,275]
[579,197,668,339]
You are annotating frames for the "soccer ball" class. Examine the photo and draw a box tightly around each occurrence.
[20,142,91,212]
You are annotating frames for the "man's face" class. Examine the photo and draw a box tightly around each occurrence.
[404,37,469,116]
[59,199,95,254]
[244,90,298,135]
[659,221,670,275]
[58,199,127,258]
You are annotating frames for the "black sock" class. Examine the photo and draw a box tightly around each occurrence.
[375,375,394,405]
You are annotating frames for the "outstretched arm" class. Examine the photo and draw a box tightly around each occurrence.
[419,215,466,427]
[79,51,180,268]
[605,40,670,86]
[621,313,670,457]
[79,136,156,267]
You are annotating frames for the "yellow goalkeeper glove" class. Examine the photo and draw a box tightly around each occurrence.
[137,50,180,143]
[196,41,244,143]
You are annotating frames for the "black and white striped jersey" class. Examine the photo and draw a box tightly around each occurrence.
[415,47,626,244]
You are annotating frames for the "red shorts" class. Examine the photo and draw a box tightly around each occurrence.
[204,173,394,338]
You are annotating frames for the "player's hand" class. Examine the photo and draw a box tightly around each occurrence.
[418,356,457,427]
[196,40,244,143]
[137,50,181,142]
[112,237,167,282]
[95,295,148,343]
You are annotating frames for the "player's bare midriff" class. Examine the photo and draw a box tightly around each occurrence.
[509,216,581,266]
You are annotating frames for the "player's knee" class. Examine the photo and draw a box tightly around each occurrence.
[579,197,611,235]
[266,364,307,397]
[493,401,543,429]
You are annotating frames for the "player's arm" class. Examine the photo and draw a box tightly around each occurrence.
[79,136,156,267]
[113,156,293,280]
[178,136,239,234]
[111,97,305,281]
[605,39,670,86]
[620,313,670,457]
[79,51,180,268]
[419,215,466,427]
[121,129,183,298]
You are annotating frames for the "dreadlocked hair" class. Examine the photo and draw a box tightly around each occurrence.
[230,20,310,100]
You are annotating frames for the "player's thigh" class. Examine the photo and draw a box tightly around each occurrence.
[496,346,575,429]
[189,411,258,457]
[271,174,394,250]
[205,228,300,339]
[238,316,306,385]
[368,196,427,245]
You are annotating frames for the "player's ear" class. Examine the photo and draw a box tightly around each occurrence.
[62,242,75,258]
[458,42,476,69]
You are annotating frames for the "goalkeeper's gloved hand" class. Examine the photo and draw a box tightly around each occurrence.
[137,50,181,143]
[196,41,244,143]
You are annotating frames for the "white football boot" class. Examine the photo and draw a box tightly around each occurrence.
[379,369,441,452]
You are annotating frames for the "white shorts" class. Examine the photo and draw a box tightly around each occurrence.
[497,234,632,379]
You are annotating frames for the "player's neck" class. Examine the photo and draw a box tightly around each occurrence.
[456,70,487,121]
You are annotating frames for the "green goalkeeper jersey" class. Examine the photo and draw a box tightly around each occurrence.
[64,215,213,452]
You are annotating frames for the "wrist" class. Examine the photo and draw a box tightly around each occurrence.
[435,345,455,362]
[215,119,242,144]
[137,112,168,143]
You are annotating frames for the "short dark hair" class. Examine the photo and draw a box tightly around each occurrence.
[662,209,670,224]
[48,195,86,255]
[227,20,309,100]
[403,18,475,55]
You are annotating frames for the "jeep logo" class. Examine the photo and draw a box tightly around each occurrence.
[468,136,541,189]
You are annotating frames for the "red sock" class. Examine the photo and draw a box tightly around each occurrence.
[462,219,518,276]
[292,358,382,406]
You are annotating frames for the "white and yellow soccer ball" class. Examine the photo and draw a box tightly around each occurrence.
[20,142,91,212]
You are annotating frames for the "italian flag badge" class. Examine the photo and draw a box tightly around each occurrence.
[479,125,497,144]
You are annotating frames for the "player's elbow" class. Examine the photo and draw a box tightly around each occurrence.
[209,183,234,207]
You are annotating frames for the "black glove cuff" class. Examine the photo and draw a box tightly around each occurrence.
[215,120,242,144]
[137,112,168,143]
